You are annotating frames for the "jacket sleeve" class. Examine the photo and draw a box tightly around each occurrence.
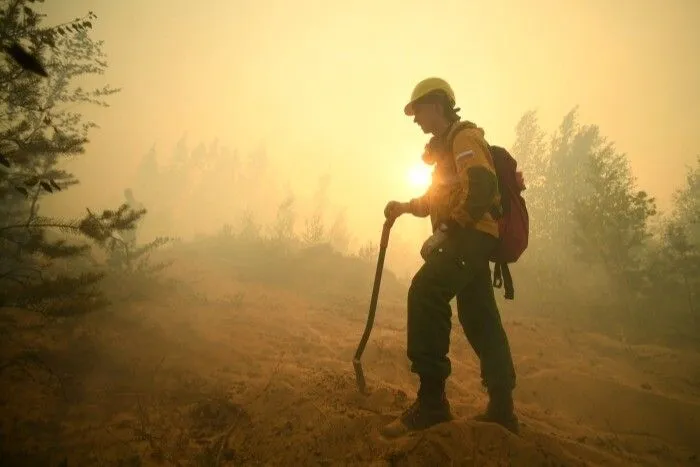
[445,130,499,229]
[408,190,430,217]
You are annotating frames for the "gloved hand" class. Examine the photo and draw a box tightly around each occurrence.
[420,227,448,261]
[384,200,410,221]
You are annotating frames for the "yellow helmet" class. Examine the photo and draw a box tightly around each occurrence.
[404,77,455,116]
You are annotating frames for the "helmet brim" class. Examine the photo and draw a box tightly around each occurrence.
[404,101,416,116]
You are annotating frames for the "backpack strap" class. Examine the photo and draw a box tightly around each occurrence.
[493,262,515,300]
[445,121,491,160]
[445,120,469,143]
[444,121,501,215]
[493,262,503,288]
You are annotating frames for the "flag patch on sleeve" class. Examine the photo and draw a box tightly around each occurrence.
[455,150,475,161]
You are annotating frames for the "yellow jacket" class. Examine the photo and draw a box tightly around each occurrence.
[409,120,501,238]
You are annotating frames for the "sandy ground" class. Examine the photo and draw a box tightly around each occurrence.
[1,249,700,466]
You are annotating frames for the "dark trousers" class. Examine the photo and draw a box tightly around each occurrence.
[407,228,516,393]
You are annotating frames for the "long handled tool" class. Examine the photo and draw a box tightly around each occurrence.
[353,217,394,394]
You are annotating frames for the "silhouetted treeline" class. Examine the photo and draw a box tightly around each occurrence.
[129,137,371,258]
[511,108,699,337]
[126,105,699,339]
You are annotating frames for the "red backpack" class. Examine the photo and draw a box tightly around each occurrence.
[488,145,529,300]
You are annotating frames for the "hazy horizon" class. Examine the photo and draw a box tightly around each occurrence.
[39,0,700,250]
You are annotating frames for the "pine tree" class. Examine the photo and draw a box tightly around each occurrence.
[271,191,296,245]
[0,1,144,317]
[328,207,350,254]
[302,173,330,245]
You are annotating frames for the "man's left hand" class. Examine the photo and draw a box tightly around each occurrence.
[420,227,448,261]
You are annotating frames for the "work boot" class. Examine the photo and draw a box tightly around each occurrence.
[380,377,452,438]
[472,388,519,434]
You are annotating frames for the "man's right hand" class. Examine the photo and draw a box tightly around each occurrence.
[384,200,410,220]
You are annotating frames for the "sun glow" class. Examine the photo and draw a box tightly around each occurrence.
[407,163,432,192]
